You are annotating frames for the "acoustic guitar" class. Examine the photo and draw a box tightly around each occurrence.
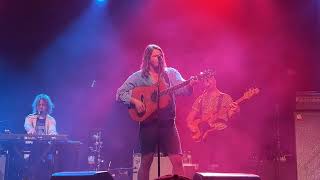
[128,70,214,122]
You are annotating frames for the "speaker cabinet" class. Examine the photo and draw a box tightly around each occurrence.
[295,111,320,180]
[51,171,113,180]
[192,172,260,180]
[0,155,5,180]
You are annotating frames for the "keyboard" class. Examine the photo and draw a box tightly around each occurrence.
[0,133,69,142]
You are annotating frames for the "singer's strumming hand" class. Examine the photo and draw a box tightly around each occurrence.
[131,98,145,113]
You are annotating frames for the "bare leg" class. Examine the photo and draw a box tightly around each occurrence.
[168,154,184,176]
[138,153,154,180]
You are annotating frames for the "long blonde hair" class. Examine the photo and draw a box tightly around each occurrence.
[140,44,167,78]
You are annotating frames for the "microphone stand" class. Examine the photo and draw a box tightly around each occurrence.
[273,104,281,180]
[157,60,162,178]
[156,61,162,178]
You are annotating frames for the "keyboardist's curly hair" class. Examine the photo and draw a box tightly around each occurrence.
[32,94,55,114]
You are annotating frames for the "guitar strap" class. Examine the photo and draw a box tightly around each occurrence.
[162,71,176,101]
[216,94,224,115]
[162,71,171,87]
[198,92,205,116]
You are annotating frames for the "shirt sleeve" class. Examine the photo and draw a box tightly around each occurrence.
[116,72,139,105]
[167,67,193,96]
[24,115,34,132]
[48,117,58,135]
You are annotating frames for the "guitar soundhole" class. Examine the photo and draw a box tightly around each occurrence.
[137,111,145,117]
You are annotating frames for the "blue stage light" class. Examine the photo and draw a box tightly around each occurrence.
[95,0,107,6]
[96,0,106,3]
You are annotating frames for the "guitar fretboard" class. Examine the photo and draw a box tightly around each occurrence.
[235,96,247,105]
[160,79,191,96]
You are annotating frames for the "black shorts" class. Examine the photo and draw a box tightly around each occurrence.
[139,120,182,155]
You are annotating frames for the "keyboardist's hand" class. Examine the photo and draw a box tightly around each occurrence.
[48,132,58,135]
[27,129,36,135]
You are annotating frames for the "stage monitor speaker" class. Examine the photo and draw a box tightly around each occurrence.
[51,171,113,180]
[192,172,260,180]
[155,174,191,180]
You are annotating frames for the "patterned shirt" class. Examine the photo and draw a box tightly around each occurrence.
[192,90,233,126]
[35,117,46,135]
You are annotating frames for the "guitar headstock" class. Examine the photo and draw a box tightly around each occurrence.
[194,69,215,81]
[242,87,260,99]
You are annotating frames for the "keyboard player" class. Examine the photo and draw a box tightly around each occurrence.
[8,94,59,180]
[24,93,57,135]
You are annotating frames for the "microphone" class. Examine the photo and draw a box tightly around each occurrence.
[157,55,163,72]
[37,110,46,119]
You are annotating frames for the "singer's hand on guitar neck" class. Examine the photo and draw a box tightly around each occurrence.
[130,97,145,113]
[189,76,199,86]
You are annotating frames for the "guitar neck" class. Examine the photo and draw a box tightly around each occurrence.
[160,79,190,96]
[235,88,259,105]
[235,96,248,105]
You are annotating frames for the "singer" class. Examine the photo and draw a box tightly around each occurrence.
[116,44,197,180]
[24,93,57,135]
